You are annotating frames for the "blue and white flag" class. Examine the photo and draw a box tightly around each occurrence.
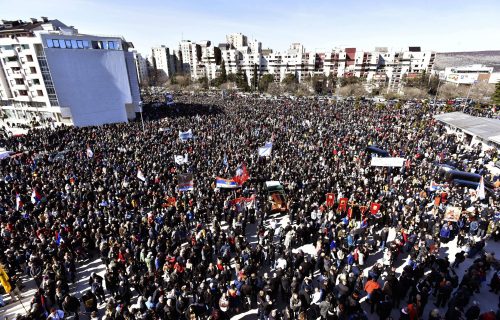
[258,141,273,157]
[179,129,193,141]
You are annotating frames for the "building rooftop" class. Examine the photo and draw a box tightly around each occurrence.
[0,18,50,37]
[434,112,500,145]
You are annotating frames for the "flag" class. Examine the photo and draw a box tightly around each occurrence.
[370,202,381,215]
[477,176,485,200]
[359,205,368,217]
[230,195,256,205]
[162,196,177,208]
[216,177,239,189]
[174,154,188,165]
[326,193,335,207]
[347,207,353,220]
[428,181,446,192]
[179,129,193,141]
[55,232,62,246]
[137,169,146,182]
[177,173,194,191]
[0,265,11,293]
[16,194,23,211]
[258,142,273,157]
[223,153,228,167]
[233,164,249,186]
[86,148,94,158]
[31,189,42,204]
[338,198,348,212]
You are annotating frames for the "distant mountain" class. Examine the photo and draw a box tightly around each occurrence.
[434,51,500,71]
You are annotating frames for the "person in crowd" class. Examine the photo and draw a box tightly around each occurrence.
[0,93,498,320]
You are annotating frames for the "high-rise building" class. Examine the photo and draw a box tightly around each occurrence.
[151,45,171,82]
[132,50,149,86]
[226,33,248,50]
[0,17,140,127]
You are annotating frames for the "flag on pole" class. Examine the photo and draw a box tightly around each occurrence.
[16,194,23,211]
[0,265,11,293]
[31,189,42,204]
[326,193,335,207]
[179,129,193,141]
[177,173,194,191]
[55,231,62,246]
[258,142,273,157]
[370,202,381,215]
[216,177,239,189]
[86,148,94,158]
[477,176,485,200]
[137,169,146,182]
[233,164,249,186]
[338,198,348,212]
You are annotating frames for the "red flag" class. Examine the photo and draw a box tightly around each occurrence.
[233,164,249,186]
[370,202,381,215]
[338,198,348,212]
[326,193,335,207]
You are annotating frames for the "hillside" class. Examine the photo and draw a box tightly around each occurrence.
[434,50,500,71]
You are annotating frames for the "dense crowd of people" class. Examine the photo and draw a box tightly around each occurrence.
[0,93,499,320]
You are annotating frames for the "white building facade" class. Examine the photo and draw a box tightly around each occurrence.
[0,18,140,127]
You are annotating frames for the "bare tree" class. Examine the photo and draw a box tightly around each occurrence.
[403,87,428,100]
[468,82,495,102]
[338,84,367,97]
[438,83,467,100]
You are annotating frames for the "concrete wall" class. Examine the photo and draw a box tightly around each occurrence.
[44,48,132,126]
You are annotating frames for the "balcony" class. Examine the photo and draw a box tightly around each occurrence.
[0,49,16,58]
[5,60,21,68]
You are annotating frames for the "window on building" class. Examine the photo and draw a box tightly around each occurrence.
[83,40,90,49]
[59,40,66,48]
[19,90,28,96]
[108,41,115,50]
[30,67,37,74]
[33,79,40,85]
[26,55,33,62]
[71,40,78,48]
[52,40,60,48]
[103,41,108,50]
[15,79,24,85]
[76,40,83,48]
[37,90,44,96]
[65,40,72,48]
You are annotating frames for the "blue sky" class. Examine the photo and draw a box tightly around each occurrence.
[2,0,499,56]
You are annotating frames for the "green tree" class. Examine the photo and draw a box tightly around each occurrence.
[198,76,209,90]
[252,63,258,91]
[220,59,227,83]
[312,74,327,94]
[493,81,500,105]
[282,73,297,85]
[258,74,275,92]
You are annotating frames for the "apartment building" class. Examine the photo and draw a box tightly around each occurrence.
[0,17,140,127]
[151,45,172,81]
[132,50,149,85]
